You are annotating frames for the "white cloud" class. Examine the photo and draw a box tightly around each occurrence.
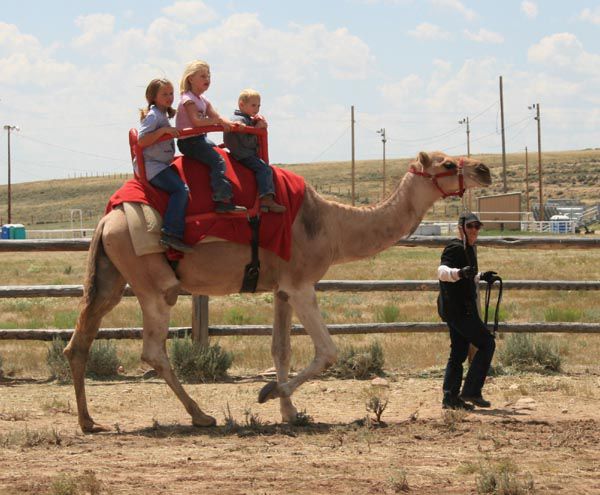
[528,32,600,76]
[521,1,538,19]
[0,22,76,86]
[433,58,452,71]
[430,0,477,20]
[407,22,451,40]
[463,28,504,44]
[379,74,424,104]
[181,14,373,85]
[578,7,600,25]
[72,14,115,47]
[162,0,219,25]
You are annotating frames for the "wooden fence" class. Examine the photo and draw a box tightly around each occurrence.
[1,237,600,343]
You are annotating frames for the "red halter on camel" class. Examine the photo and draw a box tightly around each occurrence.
[409,158,465,198]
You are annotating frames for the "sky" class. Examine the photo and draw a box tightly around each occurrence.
[1,0,599,184]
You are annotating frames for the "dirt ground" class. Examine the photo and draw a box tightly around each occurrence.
[1,369,600,495]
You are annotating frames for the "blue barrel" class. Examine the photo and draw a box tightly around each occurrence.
[550,215,569,234]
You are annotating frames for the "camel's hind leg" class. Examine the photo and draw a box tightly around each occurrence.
[270,289,298,422]
[137,291,216,427]
[64,221,126,433]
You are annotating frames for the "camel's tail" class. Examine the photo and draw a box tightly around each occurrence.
[75,215,125,333]
[81,216,109,307]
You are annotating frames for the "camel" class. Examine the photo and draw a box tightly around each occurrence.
[64,151,491,433]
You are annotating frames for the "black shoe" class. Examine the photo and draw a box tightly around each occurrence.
[215,201,247,213]
[159,234,194,253]
[442,395,474,411]
[459,394,491,408]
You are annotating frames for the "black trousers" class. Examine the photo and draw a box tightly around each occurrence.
[442,311,496,397]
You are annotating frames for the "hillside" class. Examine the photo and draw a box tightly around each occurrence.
[1,149,598,229]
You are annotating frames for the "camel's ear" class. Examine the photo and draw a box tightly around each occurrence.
[417,151,431,168]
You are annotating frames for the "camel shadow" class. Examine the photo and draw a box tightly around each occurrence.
[120,421,349,439]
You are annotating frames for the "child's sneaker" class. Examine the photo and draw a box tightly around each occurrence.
[159,234,194,253]
[260,194,286,213]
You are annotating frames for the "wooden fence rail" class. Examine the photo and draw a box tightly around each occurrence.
[1,236,599,341]
[2,236,600,252]
[3,322,600,341]
[1,280,600,299]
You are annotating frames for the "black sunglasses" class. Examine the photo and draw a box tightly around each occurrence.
[465,223,482,230]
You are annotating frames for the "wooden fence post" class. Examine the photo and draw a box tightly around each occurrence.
[191,295,209,346]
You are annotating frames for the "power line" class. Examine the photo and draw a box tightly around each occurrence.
[309,124,351,162]
[15,133,125,162]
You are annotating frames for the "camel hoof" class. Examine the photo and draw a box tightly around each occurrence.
[192,414,217,428]
[81,421,110,434]
[258,381,280,403]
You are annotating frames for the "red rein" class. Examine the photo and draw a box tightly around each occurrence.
[409,158,465,198]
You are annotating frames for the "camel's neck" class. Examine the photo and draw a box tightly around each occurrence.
[329,173,439,263]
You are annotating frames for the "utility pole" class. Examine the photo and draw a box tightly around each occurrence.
[3,125,19,224]
[499,76,507,192]
[351,106,356,206]
[529,104,543,221]
[458,117,471,209]
[458,117,471,157]
[377,128,387,197]
[524,146,530,213]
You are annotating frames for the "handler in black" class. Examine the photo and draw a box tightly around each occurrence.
[437,212,498,410]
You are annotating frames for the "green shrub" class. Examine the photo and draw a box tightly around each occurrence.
[544,307,582,322]
[47,338,121,382]
[170,337,233,382]
[53,310,79,329]
[50,470,102,495]
[86,341,120,378]
[498,334,562,373]
[330,340,385,379]
[476,460,534,494]
[47,338,72,383]
[224,308,252,325]
[376,305,400,323]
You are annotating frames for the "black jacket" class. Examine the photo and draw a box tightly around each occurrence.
[437,238,478,322]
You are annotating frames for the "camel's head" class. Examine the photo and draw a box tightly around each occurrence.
[410,151,491,198]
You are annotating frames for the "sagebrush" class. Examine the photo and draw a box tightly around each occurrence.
[47,338,121,382]
[85,340,120,378]
[47,338,71,383]
[170,337,233,382]
[499,333,562,373]
[330,340,385,379]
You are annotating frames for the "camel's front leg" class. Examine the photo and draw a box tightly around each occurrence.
[268,289,298,422]
[138,293,216,428]
[259,285,336,404]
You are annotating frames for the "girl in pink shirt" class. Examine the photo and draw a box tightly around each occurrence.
[176,60,246,213]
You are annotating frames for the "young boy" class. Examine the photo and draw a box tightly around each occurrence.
[223,89,286,213]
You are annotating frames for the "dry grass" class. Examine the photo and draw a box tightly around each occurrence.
[1,241,600,377]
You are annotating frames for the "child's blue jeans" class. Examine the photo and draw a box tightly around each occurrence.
[177,135,232,202]
[238,155,275,198]
[149,166,189,239]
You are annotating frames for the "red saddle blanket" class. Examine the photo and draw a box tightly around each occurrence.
[106,148,305,261]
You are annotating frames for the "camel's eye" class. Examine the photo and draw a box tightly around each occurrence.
[443,161,456,170]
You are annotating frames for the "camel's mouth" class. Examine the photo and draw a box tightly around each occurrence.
[470,163,492,187]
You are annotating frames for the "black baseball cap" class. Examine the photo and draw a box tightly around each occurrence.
[458,212,483,226]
